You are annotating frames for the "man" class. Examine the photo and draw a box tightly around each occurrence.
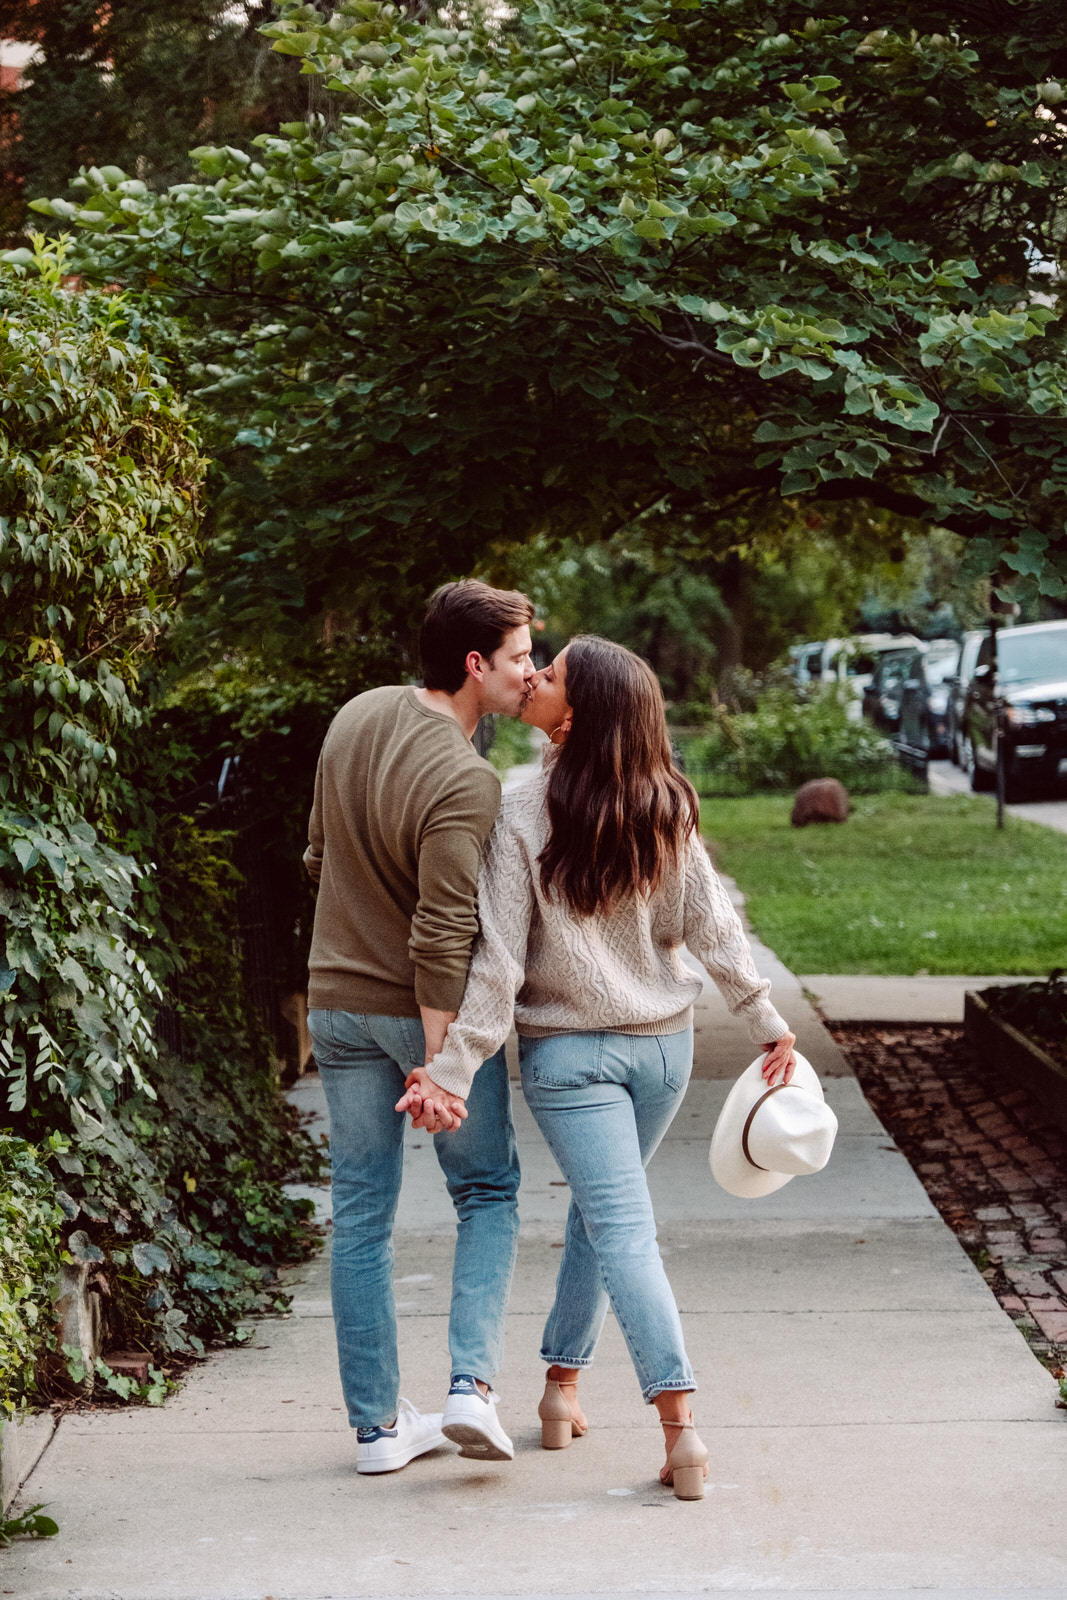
[304,580,534,1476]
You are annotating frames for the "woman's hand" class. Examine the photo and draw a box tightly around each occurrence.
[760,1031,797,1087]
[395,1067,468,1133]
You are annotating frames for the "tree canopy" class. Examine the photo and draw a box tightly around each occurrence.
[0,1,335,240]
[24,0,1067,646]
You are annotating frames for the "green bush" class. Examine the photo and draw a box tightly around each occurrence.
[682,685,911,796]
[484,716,533,777]
[0,241,324,1407]
[0,1135,65,1416]
[0,238,204,1128]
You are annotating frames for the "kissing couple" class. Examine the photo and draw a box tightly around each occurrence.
[304,580,794,1501]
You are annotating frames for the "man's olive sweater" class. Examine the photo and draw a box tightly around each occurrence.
[304,686,501,1018]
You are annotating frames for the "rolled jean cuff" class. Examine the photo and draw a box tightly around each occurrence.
[540,1351,595,1369]
[640,1378,697,1405]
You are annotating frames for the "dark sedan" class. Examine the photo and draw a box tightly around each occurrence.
[860,646,920,736]
[962,620,1067,801]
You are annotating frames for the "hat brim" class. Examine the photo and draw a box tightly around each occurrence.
[709,1052,825,1198]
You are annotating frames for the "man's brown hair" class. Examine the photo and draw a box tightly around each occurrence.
[420,579,534,693]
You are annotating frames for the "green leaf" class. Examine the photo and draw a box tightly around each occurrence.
[131,1241,171,1277]
[270,31,318,57]
[67,1230,104,1264]
[12,840,39,873]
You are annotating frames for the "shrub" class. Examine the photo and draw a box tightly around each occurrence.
[0,1135,65,1416]
[0,237,204,1128]
[682,685,911,796]
[0,241,324,1407]
[484,715,533,776]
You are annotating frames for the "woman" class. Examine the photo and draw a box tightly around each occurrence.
[416,636,795,1500]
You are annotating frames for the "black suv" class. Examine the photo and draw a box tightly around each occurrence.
[962,620,1067,800]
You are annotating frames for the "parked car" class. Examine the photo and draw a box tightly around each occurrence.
[962,619,1067,800]
[861,645,922,736]
[790,633,920,702]
[946,629,984,766]
[897,640,962,758]
[789,640,829,688]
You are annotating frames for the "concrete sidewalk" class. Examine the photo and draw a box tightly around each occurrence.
[799,973,1043,1025]
[6,920,1065,1598]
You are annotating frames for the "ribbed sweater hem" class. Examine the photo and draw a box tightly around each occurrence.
[514,1005,694,1040]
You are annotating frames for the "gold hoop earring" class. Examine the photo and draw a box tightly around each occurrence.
[549,724,569,746]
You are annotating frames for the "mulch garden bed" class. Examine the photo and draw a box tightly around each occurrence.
[831,1023,1067,1386]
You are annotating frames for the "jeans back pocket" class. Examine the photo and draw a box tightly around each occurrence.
[657,1029,692,1093]
[519,1032,606,1089]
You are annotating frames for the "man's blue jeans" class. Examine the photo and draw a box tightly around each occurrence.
[308,1010,520,1429]
[519,1027,695,1403]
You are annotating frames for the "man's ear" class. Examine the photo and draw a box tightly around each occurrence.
[464,649,487,683]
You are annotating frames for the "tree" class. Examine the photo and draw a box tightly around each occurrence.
[24,0,1067,652]
[0,1,343,241]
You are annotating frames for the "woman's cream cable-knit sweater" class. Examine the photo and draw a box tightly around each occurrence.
[427,762,790,1099]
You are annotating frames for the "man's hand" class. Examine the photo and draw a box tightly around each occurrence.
[395,1067,468,1133]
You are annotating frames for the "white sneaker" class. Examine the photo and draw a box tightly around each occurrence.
[441,1374,514,1461]
[355,1397,446,1475]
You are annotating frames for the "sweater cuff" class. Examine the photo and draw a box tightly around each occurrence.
[743,1000,791,1049]
[426,1052,476,1101]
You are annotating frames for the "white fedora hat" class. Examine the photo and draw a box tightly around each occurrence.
[709,1052,838,1198]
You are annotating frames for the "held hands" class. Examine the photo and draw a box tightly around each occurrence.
[760,1031,797,1087]
[394,1066,468,1133]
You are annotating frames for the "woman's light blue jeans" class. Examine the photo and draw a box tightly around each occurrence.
[519,1027,696,1403]
[308,1009,520,1430]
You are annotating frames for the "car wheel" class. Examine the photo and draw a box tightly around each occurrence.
[967,739,995,792]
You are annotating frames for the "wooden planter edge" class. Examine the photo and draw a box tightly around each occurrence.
[964,990,1067,1137]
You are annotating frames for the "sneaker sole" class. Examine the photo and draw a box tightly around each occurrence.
[356,1429,447,1474]
[441,1420,514,1461]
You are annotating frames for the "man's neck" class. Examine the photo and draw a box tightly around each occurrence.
[412,684,482,740]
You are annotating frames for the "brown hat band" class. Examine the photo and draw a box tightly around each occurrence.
[741,1084,790,1171]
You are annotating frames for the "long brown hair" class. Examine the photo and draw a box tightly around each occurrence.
[538,636,699,916]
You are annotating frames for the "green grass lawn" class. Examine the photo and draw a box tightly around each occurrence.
[701,792,1067,975]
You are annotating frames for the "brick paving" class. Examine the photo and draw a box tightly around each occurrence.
[831,1023,1067,1382]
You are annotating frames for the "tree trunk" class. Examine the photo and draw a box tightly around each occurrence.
[716,550,750,678]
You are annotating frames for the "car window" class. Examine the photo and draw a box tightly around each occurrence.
[925,649,961,686]
[976,636,995,671]
[996,628,1067,685]
[880,652,915,688]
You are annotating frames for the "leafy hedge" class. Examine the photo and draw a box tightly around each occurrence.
[0,241,323,1410]
[682,685,912,796]
[0,1136,66,1416]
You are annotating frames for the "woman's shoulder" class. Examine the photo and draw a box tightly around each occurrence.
[497,767,549,837]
